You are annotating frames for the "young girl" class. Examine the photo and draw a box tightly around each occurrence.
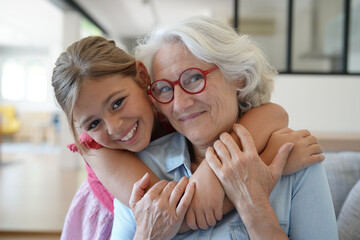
[52,36,324,239]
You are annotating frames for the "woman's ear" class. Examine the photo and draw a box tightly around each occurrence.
[135,61,151,89]
[235,77,246,89]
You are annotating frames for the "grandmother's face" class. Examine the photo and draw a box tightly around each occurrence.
[153,42,239,148]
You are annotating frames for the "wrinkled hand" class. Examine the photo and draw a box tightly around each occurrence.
[205,124,293,212]
[261,128,324,175]
[186,162,224,230]
[130,173,195,240]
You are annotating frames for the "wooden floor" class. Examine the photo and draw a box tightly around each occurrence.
[0,143,86,239]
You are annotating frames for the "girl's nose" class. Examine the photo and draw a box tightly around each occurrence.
[106,116,124,135]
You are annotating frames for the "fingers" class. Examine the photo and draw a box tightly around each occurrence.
[129,173,151,209]
[205,147,222,178]
[308,154,326,163]
[205,211,217,227]
[147,179,169,196]
[176,180,195,220]
[214,206,223,221]
[218,133,240,160]
[276,127,293,134]
[232,124,257,153]
[169,177,188,206]
[195,211,208,230]
[297,129,311,137]
[308,142,323,154]
[162,181,177,200]
[269,143,294,182]
[214,139,231,162]
[185,209,198,230]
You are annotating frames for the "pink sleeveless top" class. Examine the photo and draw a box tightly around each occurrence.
[67,132,114,214]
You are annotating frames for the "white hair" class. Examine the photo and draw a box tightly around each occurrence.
[135,15,276,112]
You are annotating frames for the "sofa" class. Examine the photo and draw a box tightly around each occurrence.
[323,151,360,240]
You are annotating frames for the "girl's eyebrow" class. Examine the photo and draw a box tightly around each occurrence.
[79,90,125,129]
[101,90,124,108]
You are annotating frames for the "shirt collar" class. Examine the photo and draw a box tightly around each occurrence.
[165,134,192,174]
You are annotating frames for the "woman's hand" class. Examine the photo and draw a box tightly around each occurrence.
[130,173,195,240]
[186,162,224,230]
[206,124,292,240]
[260,128,324,175]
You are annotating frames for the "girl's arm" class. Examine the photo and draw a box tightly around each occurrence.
[84,148,160,207]
[83,103,286,208]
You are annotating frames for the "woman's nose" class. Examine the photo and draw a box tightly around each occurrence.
[172,85,195,111]
[105,116,123,135]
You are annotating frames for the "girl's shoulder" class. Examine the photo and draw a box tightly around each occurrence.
[67,131,103,153]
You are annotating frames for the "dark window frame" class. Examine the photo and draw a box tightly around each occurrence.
[234,0,359,75]
[55,0,359,75]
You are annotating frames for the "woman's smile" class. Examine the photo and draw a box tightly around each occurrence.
[178,111,205,122]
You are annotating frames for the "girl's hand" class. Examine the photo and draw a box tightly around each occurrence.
[186,162,224,230]
[260,128,324,175]
[130,174,195,240]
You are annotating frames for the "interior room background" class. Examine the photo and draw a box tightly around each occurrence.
[0,0,359,238]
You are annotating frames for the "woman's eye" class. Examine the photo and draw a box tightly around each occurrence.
[182,73,204,87]
[189,73,204,83]
[113,98,124,110]
[88,119,101,130]
[159,86,172,93]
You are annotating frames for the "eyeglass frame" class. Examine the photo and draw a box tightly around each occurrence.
[147,65,219,104]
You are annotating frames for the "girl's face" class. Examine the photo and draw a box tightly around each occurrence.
[73,72,154,152]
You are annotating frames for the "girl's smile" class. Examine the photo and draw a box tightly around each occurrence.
[73,73,154,152]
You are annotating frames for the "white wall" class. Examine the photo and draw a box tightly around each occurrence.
[272,74,360,134]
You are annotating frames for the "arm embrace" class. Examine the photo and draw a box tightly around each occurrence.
[206,124,338,239]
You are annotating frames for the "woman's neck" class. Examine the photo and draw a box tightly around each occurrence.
[188,139,213,166]
[188,112,240,171]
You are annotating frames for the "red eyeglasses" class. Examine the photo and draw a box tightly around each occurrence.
[147,65,218,104]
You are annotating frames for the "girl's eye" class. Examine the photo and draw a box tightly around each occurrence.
[88,119,101,130]
[113,98,125,110]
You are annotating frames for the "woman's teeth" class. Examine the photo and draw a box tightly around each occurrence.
[120,123,138,142]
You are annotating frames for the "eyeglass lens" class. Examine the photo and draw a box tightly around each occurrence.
[151,69,206,102]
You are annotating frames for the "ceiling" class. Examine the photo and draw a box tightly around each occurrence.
[74,0,235,39]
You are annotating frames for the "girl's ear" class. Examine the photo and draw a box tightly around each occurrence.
[135,61,151,89]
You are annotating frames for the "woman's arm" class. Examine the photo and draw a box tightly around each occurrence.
[84,148,160,207]
[287,161,338,239]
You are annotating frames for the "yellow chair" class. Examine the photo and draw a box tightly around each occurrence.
[0,105,21,135]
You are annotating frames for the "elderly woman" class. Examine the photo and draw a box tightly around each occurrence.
[110,16,338,239]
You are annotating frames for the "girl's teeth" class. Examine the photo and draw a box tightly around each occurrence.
[120,123,138,141]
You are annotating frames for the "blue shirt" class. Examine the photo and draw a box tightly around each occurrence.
[110,132,338,239]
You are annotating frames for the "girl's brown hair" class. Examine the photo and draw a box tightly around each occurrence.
[52,36,137,150]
